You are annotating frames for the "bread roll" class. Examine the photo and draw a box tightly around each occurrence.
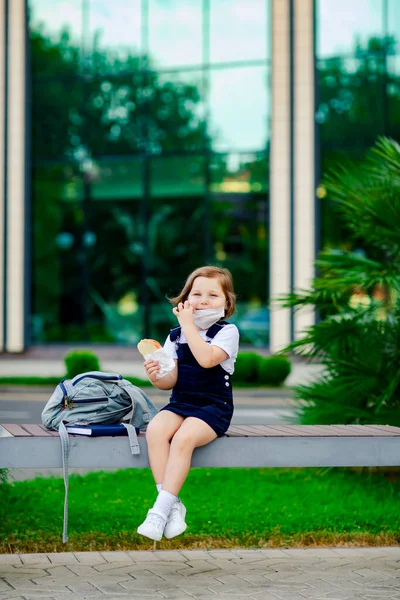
[137,338,162,356]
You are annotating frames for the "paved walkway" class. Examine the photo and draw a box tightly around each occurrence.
[1,548,399,599]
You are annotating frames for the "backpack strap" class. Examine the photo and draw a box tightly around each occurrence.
[58,420,70,543]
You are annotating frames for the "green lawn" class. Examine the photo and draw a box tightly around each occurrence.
[1,467,399,553]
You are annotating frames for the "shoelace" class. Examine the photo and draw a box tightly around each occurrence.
[147,511,165,528]
[168,503,181,523]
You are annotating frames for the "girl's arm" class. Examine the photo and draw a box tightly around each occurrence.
[182,325,228,368]
[144,359,178,390]
[173,301,229,369]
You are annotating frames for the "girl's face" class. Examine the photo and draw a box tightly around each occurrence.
[188,276,227,311]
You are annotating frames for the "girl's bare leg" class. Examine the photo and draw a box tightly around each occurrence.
[146,411,184,484]
[162,417,217,496]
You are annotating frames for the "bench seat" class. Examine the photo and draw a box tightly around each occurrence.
[1,423,400,469]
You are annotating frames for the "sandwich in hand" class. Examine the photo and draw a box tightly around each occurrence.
[137,339,161,357]
[137,338,175,379]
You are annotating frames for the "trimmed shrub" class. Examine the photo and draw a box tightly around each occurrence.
[257,354,292,386]
[64,350,101,379]
[233,352,264,383]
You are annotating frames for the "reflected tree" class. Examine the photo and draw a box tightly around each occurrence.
[318,36,400,250]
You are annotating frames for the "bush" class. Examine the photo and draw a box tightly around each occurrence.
[64,350,101,379]
[257,355,292,386]
[233,352,264,383]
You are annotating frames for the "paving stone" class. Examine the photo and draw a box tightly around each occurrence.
[284,549,339,558]
[237,571,274,585]
[19,553,51,565]
[123,575,164,586]
[0,580,14,593]
[207,550,240,560]
[100,551,132,563]
[155,551,189,562]
[248,595,280,600]
[93,561,136,573]
[126,550,160,561]
[259,550,293,558]
[62,564,99,577]
[44,565,79,577]
[0,555,22,565]
[177,560,221,577]
[159,589,196,599]
[180,551,213,561]
[64,581,99,593]
[0,567,49,576]
[47,553,80,565]
[74,552,107,564]
[91,581,131,594]
[202,558,239,571]
[2,547,400,600]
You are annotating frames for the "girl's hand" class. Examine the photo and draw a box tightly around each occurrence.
[172,300,195,328]
[144,359,160,383]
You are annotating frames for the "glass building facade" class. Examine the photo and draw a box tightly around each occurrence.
[316,0,400,251]
[0,0,398,352]
[29,0,271,346]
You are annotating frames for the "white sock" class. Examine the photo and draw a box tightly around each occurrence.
[156,483,162,493]
[152,490,178,520]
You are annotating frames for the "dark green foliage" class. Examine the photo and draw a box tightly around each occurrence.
[280,137,400,425]
[232,352,263,383]
[257,355,291,386]
[232,352,291,386]
[64,350,101,379]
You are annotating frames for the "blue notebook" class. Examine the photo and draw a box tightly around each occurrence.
[65,424,140,437]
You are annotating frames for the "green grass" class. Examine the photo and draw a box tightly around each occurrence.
[1,467,399,553]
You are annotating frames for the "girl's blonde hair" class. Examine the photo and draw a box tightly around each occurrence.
[169,266,236,318]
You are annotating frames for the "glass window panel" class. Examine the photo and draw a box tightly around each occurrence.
[84,74,145,157]
[32,164,87,342]
[209,66,269,152]
[317,56,386,149]
[149,71,206,152]
[317,0,384,58]
[387,55,400,140]
[210,152,268,194]
[149,155,206,339]
[148,0,203,69]
[210,155,269,346]
[210,0,270,63]
[90,157,143,201]
[32,78,84,161]
[89,0,142,75]
[29,0,83,76]
[150,155,205,198]
[86,190,144,344]
[388,1,400,51]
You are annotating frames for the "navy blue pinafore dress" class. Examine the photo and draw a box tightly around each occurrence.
[160,321,234,437]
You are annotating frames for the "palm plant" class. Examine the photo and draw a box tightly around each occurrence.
[280,137,400,425]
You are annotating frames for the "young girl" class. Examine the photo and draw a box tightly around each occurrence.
[137,265,239,541]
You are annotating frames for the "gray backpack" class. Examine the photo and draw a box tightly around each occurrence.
[41,371,158,542]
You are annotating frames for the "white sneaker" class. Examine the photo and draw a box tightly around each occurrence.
[137,510,166,541]
[164,501,187,539]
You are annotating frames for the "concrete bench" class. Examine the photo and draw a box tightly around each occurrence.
[1,423,400,469]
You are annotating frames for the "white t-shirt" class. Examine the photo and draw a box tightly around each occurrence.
[163,324,240,375]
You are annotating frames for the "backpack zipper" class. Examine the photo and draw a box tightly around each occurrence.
[59,379,112,410]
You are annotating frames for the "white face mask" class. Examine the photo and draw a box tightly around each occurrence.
[193,306,225,330]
